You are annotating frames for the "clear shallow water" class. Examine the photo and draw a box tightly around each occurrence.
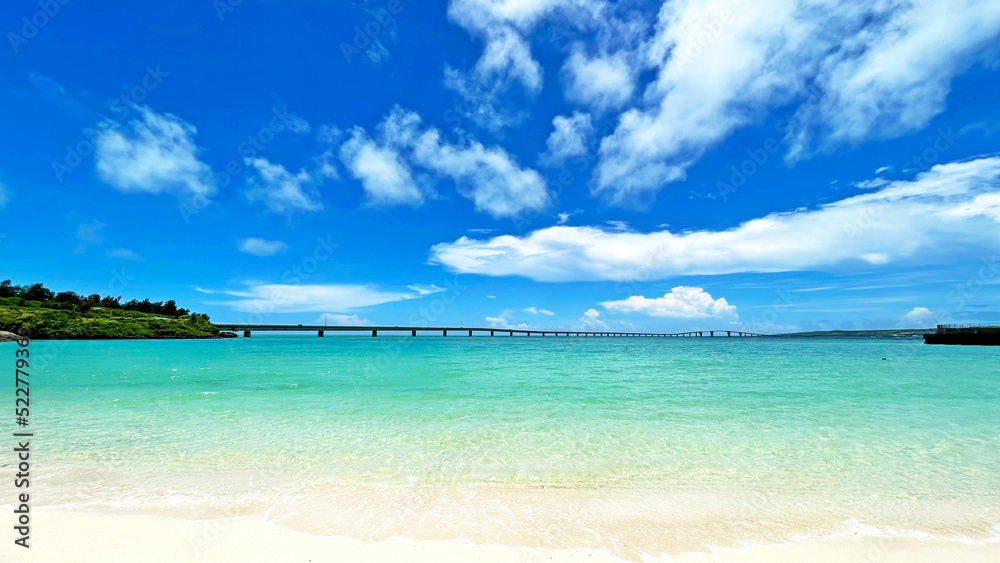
[19,337,1000,558]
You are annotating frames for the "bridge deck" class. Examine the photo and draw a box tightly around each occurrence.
[214,324,766,338]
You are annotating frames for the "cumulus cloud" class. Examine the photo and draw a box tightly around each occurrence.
[340,124,424,206]
[340,106,549,218]
[540,112,593,164]
[95,105,216,204]
[903,306,937,327]
[238,238,288,257]
[485,309,530,329]
[244,158,323,215]
[430,157,1000,282]
[602,286,737,319]
[216,283,430,313]
[578,308,608,329]
[593,0,1000,205]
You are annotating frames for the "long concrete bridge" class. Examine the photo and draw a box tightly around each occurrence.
[215,324,767,338]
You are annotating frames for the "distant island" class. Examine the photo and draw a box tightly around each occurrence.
[773,328,933,338]
[0,280,229,340]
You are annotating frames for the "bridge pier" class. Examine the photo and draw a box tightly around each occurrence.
[443,330,447,337]
[509,331,513,336]
[318,330,324,337]
[372,330,377,337]
[468,330,473,337]
[412,330,417,337]
[244,331,251,338]
[490,330,494,336]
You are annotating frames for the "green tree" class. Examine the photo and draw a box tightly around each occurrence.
[22,283,54,302]
[0,280,21,298]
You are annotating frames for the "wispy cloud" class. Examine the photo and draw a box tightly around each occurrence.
[215,283,432,314]
[238,238,288,257]
[29,72,87,115]
[317,313,372,326]
[105,248,144,261]
[74,220,105,254]
[407,284,446,296]
[524,306,554,316]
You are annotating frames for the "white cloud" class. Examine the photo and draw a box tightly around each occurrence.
[486,295,497,299]
[557,209,582,224]
[105,248,144,261]
[430,157,1000,281]
[485,309,530,329]
[903,306,937,327]
[578,308,608,329]
[317,314,372,326]
[95,105,216,204]
[217,283,430,313]
[446,0,559,92]
[593,0,1000,205]
[444,0,609,130]
[562,48,635,111]
[407,284,446,296]
[524,307,555,315]
[341,107,549,218]
[244,158,323,214]
[238,238,288,257]
[340,124,424,206]
[541,112,593,164]
[786,0,1000,161]
[602,286,737,319]
[413,129,549,218]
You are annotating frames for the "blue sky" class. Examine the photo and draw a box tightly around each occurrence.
[2,0,1000,333]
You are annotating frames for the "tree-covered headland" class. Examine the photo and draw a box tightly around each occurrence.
[0,280,224,339]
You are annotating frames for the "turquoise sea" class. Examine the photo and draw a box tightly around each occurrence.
[23,336,1000,558]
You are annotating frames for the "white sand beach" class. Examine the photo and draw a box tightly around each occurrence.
[8,508,999,563]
